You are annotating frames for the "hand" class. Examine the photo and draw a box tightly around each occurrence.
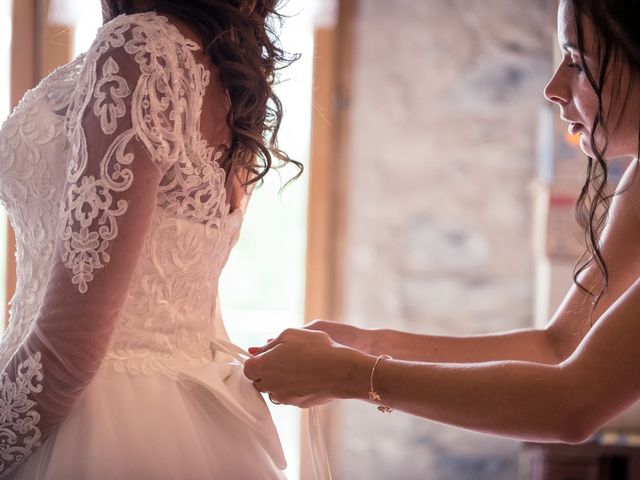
[244,328,370,408]
[304,319,376,354]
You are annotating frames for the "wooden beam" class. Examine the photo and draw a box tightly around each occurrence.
[303,27,338,324]
[303,0,356,333]
[301,0,357,478]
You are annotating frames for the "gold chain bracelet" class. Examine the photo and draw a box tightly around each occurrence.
[368,354,393,413]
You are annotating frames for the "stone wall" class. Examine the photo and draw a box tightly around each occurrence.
[337,1,555,478]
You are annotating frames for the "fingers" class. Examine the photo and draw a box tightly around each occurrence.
[248,335,280,355]
[248,341,275,357]
[243,356,260,382]
[245,361,268,394]
[247,361,317,408]
[244,342,285,386]
[248,327,301,356]
[251,379,282,405]
[248,337,274,355]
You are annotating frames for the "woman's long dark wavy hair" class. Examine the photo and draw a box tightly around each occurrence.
[103,0,302,189]
[568,0,640,323]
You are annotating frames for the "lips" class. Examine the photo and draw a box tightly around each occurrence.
[568,122,583,136]
[560,115,585,136]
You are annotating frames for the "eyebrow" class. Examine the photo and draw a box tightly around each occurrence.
[562,41,591,57]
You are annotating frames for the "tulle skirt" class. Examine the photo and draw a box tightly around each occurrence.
[8,356,287,480]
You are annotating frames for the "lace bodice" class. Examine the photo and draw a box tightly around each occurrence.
[105,205,244,376]
[0,12,246,475]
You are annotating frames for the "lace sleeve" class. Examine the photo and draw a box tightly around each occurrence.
[0,16,204,476]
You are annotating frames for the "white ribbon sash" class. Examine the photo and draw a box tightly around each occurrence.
[211,338,333,480]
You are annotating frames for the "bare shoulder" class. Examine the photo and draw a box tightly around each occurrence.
[594,161,640,277]
[544,161,640,361]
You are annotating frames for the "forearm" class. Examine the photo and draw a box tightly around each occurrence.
[369,327,562,364]
[339,351,588,443]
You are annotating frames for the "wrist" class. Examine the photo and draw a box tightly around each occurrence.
[333,347,376,400]
[366,328,390,356]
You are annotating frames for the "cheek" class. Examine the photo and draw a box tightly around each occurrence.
[575,89,600,127]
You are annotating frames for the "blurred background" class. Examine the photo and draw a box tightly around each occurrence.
[2,0,640,479]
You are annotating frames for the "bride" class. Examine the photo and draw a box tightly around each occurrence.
[0,0,302,477]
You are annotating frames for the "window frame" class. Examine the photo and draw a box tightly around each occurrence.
[301,0,356,478]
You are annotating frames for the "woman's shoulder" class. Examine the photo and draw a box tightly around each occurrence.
[87,11,202,61]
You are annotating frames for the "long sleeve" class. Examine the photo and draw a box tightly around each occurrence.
[0,15,206,475]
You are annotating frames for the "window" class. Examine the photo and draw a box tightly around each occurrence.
[72,2,102,56]
[219,3,314,479]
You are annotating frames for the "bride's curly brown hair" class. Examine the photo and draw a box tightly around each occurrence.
[104,0,302,188]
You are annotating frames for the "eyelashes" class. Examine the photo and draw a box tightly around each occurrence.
[567,61,584,73]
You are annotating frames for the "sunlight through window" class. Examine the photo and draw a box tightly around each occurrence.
[219,2,314,478]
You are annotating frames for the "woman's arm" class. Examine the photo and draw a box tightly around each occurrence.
[305,267,628,365]
[361,261,639,364]
[247,165,640,442]
[306,320,561,364]
[246,276,640,444]
[350,275,640,444]
[367,327,560,363]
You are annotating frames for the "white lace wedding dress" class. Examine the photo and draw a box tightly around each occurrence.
[0,11,288,479]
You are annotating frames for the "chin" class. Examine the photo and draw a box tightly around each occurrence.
[578,135,595,158]
[577,134,619,161]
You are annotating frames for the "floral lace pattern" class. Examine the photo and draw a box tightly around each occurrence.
[0,56,84,372]
[93,57,131,135]
[0,353,43,476]
[0,11,245,475]
[61,13,222,294]
[104,206,244,377]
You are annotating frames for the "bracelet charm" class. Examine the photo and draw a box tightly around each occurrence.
[368,354,393,413]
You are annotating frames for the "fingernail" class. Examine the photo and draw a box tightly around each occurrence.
[267,338,274,342]
[248,347,259,354]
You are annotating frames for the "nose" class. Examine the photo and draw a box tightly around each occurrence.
[544,64,570,106]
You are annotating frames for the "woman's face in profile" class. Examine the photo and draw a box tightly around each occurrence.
[544,0,640,160]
